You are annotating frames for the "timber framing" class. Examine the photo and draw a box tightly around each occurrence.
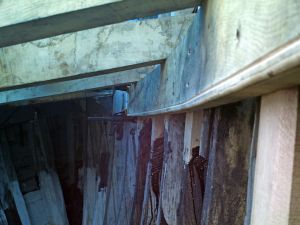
[0,0,299,114]
[0,14,194,90]
[128,0,300,116]
[0,0,200,47]
[0,67,156,105]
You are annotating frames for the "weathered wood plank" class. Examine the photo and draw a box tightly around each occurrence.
[243,101,260,225]
[183,110,202,164]
[0,0,200,47]
[0,209,8,225]
[9,181,32,225]
[0,67,152,105]
[161,114,186,225]
[250,87,300,225]
[131,118,152,225]
[0,14,194,90]
[290,91,300,224]
[140,116,164,225]
[128,1,300,116]
[160,114,204,225]
[201,100,255,225]
[199,109,214,158]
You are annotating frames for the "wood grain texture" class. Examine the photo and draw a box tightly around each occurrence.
[0,14,194,90]
[251,87,300,225]
[183,111,202,164]
[9,181,32,225]
[159,114,203,225]
[161,114,186,225]
[0,67,153,105]
[128,0,300,116]
[290,89,300,224]
[131,119,152,225]
[140,116,164,225]
[199,109,214,158]
[0,0,200,47]
[201,100,255,225]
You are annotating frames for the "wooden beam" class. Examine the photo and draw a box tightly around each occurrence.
[0,0,199,47]
[128,1,300,116]
[199,109,214,158]
[250,87,300,225]
[0,14,194,90]
[0,67,155,105]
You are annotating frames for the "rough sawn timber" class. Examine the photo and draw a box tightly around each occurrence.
[250,87,300,225]
[0,67,152,105]
[0,14,194,90]
[0,0,200,47]
[201,100,255,225]
[128,1,300,116]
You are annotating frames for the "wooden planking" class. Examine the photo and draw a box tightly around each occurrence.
[161,114,186,225]
[0,209,8,225]
[201,100,255,225]
[290,90,300,225]
[183,110,202,164]
[161,114,203,225]
[131,118,152,225]
[243,101,260,225]
[139,116,164,225]
[251,87,300,225]
[0,0,200,47]
[9,181,32,225]
[0,67,154,105]
[199,109,214,158]
[0,14,194,90]
[128,0,300,116]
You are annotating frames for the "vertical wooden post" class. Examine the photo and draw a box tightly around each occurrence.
[201,100,255,225]
[142,115,164,225]
[184,111,202,164]
[160,114,186,225]
[9,181,32,225]
[199,109,214,159]
[244,102,260,225]
[251,87,300,225]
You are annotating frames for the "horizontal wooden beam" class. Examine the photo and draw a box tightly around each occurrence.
[0,14,193,90]
[0,0,200,47]
[128,1,300,116]
[0,67,155,105]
